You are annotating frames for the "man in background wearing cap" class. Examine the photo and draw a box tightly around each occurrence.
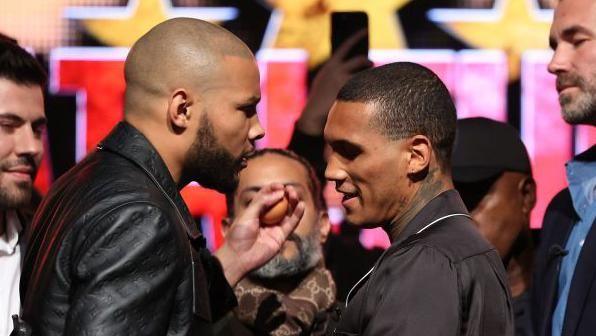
[452,117,536,336]
[532,0,596,335]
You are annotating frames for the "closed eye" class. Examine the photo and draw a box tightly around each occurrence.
[330,140,362,161]
[239,104,257,118]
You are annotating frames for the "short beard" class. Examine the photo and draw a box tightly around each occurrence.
[0,180,32,209]
[181,114,240,193]
[0,157,37,209]
[558,73,596,125]
[250,230,323,280]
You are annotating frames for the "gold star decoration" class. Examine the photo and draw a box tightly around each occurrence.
[428,0,553,80]
[262,0,412,68]
[64,0,237,47]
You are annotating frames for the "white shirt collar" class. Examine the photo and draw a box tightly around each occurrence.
[0,210,22,255]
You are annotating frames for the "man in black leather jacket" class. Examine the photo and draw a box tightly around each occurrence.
[19,18,304,336]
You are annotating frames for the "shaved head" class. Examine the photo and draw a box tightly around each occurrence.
[121,18,263,188]
[124,18,254,114]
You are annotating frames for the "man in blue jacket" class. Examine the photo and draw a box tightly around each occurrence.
[532,0,596,335]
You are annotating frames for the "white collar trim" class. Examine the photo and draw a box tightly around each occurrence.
[0,210,22,254]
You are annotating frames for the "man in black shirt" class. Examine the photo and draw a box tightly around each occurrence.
[324,62,513,335]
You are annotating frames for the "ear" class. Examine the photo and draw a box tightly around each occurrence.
[407,135,432,176]
[518,176,536,215]
[221,217,232,237]
[318,211,331,244]
[167,88,193,131]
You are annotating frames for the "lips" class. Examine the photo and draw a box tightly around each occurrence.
[556,84,576,94]
[338,189,359,205]
[556,75,581,94]
[4,165,34,181]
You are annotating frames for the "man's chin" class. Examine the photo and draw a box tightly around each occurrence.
[0,185,31,208]
[345,213,382,229]
[561,103,596,125]
[344,212,364,226]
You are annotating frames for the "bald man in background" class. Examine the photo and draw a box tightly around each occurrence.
[18,18,304,336]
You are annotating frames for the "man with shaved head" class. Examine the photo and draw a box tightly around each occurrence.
[19,18,304,336]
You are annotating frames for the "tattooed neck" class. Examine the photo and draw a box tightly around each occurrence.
[385,166,452,242]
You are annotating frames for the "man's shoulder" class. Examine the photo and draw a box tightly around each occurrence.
[375,216,505,293]
[54,150,163,202]
[57,149,150,186]
[38,150,178,238]
[408,215,495,263]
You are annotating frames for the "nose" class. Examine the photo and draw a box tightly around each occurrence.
[548,45,570,75]
[248,114,265,142]
[325,152,347,185]
[15,124,43,159]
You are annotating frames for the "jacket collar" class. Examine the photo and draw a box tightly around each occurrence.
[391,189,469,247]
[99,121,201,240]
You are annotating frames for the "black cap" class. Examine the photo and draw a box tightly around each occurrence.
[452,117,532,183]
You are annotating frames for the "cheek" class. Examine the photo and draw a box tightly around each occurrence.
[472,200,522,258]
[360,159,406,202]
[214,114,249,151]
[0,134,15,160]
[472,197,513,239]
[293,206,319,237]
[471,209,499,239]
[576,49,596,82]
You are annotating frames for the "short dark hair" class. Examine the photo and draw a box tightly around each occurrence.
[226,148,325,218]
[0,40,47,87]
[337,62,457,171]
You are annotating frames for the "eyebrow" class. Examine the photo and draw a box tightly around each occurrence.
[244,95,261,105]
[563,25,594,38]
[551,25,594,49]
[239,182,305,196]
[328,138,363,152]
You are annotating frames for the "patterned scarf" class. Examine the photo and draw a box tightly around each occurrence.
[234,266,337,336]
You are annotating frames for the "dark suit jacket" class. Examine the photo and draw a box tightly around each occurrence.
[532,146,596,336]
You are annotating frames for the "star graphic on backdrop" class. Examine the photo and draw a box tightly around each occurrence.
[428,0,553,80]
[64,0,237,47]
[261,0,412,68]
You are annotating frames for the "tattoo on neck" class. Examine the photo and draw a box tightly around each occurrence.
[386,166,448,241]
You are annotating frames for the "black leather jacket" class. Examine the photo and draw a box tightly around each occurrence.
[20,122,236,335]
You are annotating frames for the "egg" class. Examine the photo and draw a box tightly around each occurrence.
[260,196,289,225]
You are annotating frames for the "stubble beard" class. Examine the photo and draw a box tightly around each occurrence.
[0,157,37,209]
[0,178,32,209]
[558,72,596,126]
[250,230,323,279]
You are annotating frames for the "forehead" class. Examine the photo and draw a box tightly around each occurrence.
[551,0,596,36]
[237,154,310,192]
[324,101,382,144]
[0,78,44,118]
[216,55,259,89]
